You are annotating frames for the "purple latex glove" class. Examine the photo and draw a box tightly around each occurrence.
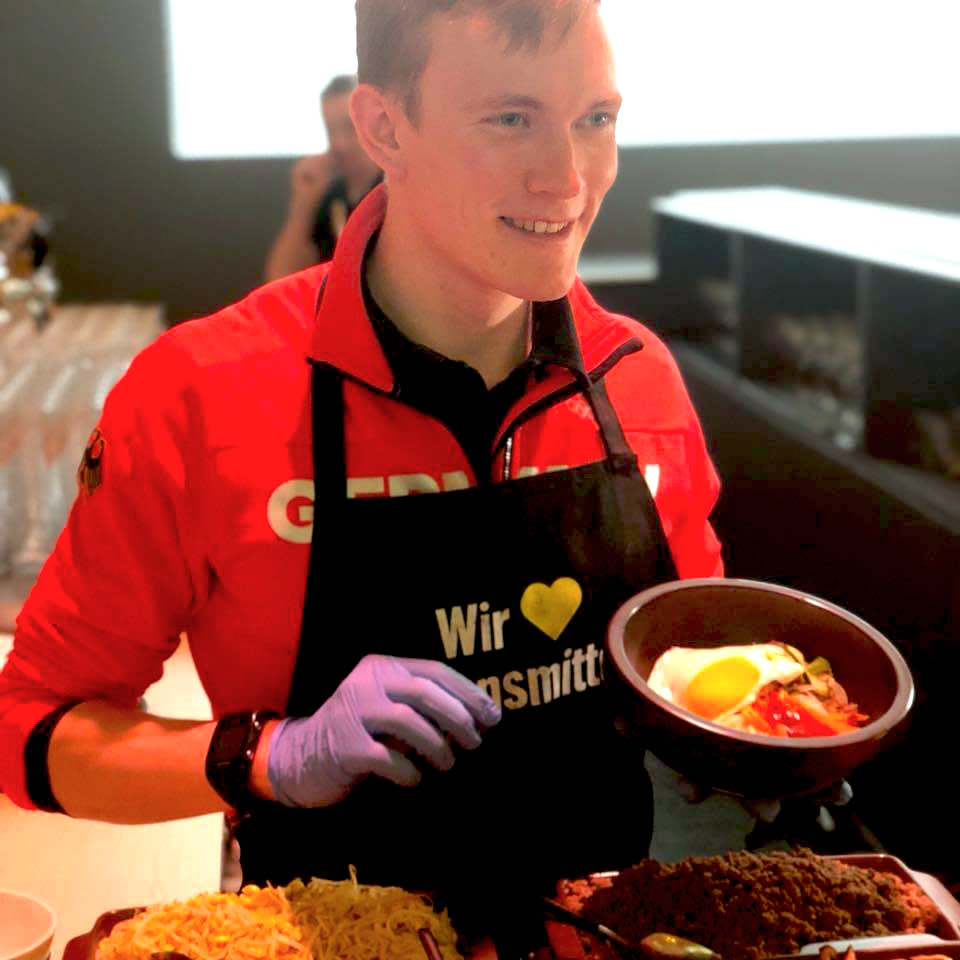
[267,654,501,807]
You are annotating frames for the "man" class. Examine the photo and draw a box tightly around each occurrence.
[264,74,382,280]
[0,0,722,913]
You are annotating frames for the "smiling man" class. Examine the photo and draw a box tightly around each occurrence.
[0,0,723,923]
[352,0,623,386]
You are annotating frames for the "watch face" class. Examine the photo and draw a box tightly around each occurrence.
[206,712,278,808]
[212,714,256,762]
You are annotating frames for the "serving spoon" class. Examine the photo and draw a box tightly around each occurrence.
[539,896,721,960]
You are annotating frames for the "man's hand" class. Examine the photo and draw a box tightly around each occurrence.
[289,153,337,211]
[264,152,341,280]
[677,773,853,824]
[266,655,501,808]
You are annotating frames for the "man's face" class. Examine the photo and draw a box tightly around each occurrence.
[322,92,377,183]
[391,5,621,304]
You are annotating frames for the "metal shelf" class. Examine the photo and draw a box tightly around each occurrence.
[651,187,960,481]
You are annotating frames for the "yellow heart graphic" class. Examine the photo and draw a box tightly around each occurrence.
[520,577,583,640]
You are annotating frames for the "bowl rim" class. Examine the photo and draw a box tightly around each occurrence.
[606,577,915,749]
[0,889,56,960]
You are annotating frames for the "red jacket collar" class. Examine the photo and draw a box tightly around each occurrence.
[310,182,642,389]
[311,184,394,391]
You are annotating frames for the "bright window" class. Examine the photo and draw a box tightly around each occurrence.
[166,0,960,159]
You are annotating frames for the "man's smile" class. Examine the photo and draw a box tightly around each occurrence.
[498,216,575,236]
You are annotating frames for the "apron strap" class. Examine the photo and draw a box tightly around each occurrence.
[578,371,638,477]
[310,360,346,504]
[285,360,347,715]
[308,278,345,505]
[577,370,679,580]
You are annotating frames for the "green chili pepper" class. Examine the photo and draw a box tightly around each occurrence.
[805,656,832,676]
[640,933,721,960]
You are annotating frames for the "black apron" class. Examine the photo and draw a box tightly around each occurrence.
[236,334,678,916]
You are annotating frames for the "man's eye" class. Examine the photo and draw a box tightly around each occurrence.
[584,111,614,128]
[492,112,528,128]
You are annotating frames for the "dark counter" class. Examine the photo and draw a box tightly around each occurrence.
[671,341,960,884]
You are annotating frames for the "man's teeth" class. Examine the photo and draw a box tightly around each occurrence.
[503,217,569,234]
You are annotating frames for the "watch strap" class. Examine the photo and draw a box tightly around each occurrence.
[205,709,280,810]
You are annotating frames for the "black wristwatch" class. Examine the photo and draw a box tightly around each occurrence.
[205,710,280,809]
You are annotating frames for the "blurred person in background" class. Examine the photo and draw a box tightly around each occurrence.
[264,74,381,280]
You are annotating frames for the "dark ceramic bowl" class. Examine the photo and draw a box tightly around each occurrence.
[605,578,914,799]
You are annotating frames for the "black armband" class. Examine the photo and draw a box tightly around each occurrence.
[24,701,81,813]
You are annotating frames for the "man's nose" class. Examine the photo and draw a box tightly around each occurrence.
[525,134,584,198]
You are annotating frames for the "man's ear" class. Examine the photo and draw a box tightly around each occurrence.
[349,84,407,180]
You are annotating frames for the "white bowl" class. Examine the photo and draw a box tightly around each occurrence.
[0,890,56,960]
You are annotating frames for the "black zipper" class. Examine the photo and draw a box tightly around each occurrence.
[319,336,644,487]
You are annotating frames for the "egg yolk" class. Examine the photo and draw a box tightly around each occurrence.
[682,657,762,719]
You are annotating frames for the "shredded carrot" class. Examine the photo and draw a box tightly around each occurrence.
[94,870,463,960]
[96,885,308,960]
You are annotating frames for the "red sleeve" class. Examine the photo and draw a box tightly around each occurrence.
[623,413,725,580]
[654,362,724,580]
[672,413,725,579]
[0,335,211,809]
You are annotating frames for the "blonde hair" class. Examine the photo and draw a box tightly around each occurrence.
[355,0,598,120]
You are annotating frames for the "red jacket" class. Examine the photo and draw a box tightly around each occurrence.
[0,186,722,809]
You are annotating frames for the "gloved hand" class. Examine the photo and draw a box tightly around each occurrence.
[677,774,853,824]
[267,654,501,807]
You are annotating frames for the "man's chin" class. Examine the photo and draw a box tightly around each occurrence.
[506,269,578,304]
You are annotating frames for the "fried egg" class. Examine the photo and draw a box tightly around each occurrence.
[647,643,807,723]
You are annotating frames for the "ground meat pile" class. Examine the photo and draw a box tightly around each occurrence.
[566,849,940,960]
